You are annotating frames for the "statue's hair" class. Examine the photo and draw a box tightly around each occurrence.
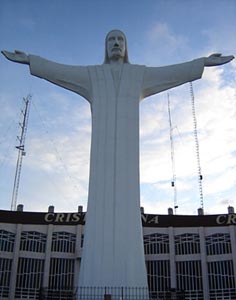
[103,29,130,64]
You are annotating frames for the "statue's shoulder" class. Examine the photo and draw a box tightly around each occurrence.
[86,64,146,80]
[126,63,146,69]
[87,63,145,69]
[128,63,146,70]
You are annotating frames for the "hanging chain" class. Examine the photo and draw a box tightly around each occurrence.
[167,94,178,213]
[189,82,204,209]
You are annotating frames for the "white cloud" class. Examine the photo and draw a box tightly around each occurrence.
[202,25,236,55]
[204,168,236,196]
[148,23,185,48]
[139,56,236,214]
[143,22,190,65]
[1,10,235,215]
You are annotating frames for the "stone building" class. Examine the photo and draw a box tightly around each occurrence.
[0,205,236,300]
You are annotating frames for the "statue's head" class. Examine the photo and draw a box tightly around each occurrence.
[104,29,129,64]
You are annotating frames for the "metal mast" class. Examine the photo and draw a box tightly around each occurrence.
[167,94,178,213]
[11,95,31,211]
[189,82,204,209]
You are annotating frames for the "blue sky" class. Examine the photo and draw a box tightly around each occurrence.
[0,0,236,214]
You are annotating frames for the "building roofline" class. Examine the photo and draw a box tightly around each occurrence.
[1,209,235,227]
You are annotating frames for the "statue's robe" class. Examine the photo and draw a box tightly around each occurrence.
[29,56,204,288]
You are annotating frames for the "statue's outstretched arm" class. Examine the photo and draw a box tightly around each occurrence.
[2,50,91,102]
[204,53,234,67]
[1,50,29,65]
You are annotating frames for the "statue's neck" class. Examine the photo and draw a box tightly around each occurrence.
[109,57,124,65]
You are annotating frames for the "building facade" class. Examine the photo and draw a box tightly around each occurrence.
[0,206,236,300]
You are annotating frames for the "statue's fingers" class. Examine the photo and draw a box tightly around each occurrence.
[15,50,24,54]
[1,50,11,58]
[223,55,234,62]
[211,53,222,57]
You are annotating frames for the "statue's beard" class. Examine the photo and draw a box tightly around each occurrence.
[110,53,124,61]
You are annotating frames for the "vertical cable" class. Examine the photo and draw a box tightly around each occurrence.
[189,82,204,209]
[11,95,31,210]
[167,94,178,213]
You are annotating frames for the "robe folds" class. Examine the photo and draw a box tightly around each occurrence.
[29,56,204,288]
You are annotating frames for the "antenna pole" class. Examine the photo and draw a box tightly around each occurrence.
[167,94,178,213]
[11,95,31,211]
[189,82,204,209]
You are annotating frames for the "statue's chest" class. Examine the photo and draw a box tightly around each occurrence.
[89,64,144,105]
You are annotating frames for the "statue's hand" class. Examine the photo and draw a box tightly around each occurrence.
[204,53,234,67]
[1,50,29,65]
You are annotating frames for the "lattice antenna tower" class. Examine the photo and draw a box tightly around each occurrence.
[11,95,31,211]
[189,82,204,209]
[167,93,178,213]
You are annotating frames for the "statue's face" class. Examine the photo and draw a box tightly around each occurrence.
[106,30,126,62]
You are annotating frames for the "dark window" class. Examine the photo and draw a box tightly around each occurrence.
[0,258,12,298]
[146,260,170,293]
[175,233,200,255]
[144,233,169,254]
[206,233,231,255]
[20,231,47,252]
[49,258,75,289]
[208,260,236,300]
[15,258,44,299]
[0,230,15,252]
[51,232,76,253]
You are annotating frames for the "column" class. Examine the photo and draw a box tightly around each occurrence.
[74,224,83,287]
[229,225,236,287]
[199,227,209,300]
[43,224,53,288]
[168,227,176,289]
[9,223,22,300]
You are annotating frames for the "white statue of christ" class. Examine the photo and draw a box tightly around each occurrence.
[2,30,234,290]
